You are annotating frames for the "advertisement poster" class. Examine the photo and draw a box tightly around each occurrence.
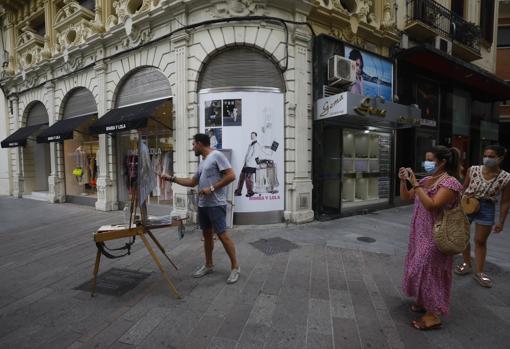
[200,91,284,213]
[344,45,393,101]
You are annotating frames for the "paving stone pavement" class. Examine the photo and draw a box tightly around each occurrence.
[1,196,510,349]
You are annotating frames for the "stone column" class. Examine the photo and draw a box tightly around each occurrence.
[171,30,192,219]
[286,12,314,223]
[46,81,65,203]
[10,96,23,198]
[95,59,118,211]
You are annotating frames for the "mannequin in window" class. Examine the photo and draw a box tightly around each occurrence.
[74,145,88,186]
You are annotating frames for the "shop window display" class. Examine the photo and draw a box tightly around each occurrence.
[64,120,99,197]
[116,100,173,209]
[342,128,390,208]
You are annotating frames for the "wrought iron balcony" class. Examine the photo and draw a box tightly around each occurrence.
[406,0,481,61]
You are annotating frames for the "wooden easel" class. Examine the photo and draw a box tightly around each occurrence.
[91,191,182,299]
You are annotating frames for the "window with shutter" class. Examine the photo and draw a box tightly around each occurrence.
[480,0,495,43]
[198,47,285,91]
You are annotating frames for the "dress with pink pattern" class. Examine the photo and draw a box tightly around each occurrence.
[402,175,463,315]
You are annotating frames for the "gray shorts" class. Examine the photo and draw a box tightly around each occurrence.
[198,205,227,234]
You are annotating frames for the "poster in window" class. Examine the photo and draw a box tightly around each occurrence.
[205,127,222,150]
[344,45,393,101]
[204,100,222,127]
[200,92,284,213]
[222,99,242,126]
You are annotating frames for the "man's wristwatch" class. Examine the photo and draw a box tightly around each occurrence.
[210,185,215,192]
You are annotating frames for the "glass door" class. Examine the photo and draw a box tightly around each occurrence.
[317,125,342,219]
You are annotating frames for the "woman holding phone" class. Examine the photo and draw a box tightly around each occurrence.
[399,146,463,330]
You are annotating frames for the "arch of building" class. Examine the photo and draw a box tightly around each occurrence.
[113,66,173,108]
[168,23,314,223]
[21,101,51,196]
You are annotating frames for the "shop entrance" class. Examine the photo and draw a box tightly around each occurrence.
[315,123,392,219]
[95,67,174,213]
[23,102,50,197]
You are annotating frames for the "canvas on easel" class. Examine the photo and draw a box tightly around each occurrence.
[91,138,182,299]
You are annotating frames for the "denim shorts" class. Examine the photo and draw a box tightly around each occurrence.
[468,200,495,226]
[198,205,227,234]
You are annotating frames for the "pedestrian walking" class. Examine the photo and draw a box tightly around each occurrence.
[399,146,463,330]
[455,145,510,287]
[163,133,240,284]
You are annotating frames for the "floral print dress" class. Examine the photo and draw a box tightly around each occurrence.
[402,176,463,315]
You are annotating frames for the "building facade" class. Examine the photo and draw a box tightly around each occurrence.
[0,0,316,224]
[497,1,510,170]
[395,0,510,180]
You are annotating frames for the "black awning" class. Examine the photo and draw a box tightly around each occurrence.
[89,98,171,135]
[36,114,96,143]
[1,123,48,148]
[396,45,510,102]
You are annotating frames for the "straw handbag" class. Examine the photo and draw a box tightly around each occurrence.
[434,193,470,255]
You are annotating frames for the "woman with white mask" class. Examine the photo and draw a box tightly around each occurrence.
[455,145,510,287]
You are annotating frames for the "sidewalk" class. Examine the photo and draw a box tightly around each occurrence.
[1,196,510,348]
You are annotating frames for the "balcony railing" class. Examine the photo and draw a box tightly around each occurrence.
[406,0,480,53]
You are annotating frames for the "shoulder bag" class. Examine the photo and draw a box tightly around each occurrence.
[430,176,470,255]
[461,168,502,215]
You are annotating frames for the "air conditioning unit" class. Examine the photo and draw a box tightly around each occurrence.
[401,34,409,49]
[434,36,452,55]
[327,55,357,86]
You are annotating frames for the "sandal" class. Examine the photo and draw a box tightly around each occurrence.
[410,304,426,313]
[454,262,472,275]
[411,318,442,331]
[473,272,493,288]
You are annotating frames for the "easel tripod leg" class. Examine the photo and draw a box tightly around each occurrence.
[138,232,182,299]
[146,229,179,270]
[91,248,101,297]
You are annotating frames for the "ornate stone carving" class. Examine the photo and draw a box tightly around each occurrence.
[381,0,396,30]
[16,23,46,71]
[121,22,152,48]
[53,0,95,55]
[63,53,84,72]
[207,0,267,18]
[105,14,118,31]
[329,26,365,48]
[113,0,161,25]
[331,0,348,13]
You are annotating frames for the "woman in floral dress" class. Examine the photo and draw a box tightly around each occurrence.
[399,146,463,330]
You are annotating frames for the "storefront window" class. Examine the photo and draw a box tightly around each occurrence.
[342,128,391,209]
[64,120,99,197]
[116,100,173,209]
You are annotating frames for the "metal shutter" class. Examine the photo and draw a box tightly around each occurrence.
[26,102,49,126]
[63,87,97,119]
[115,67,172,108]
[199,48,285,91]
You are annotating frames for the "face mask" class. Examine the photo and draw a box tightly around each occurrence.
[483,157,499,168]
[423,161,436,173]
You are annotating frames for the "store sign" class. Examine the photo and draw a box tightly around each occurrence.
[354,97,387,117]
[105,123,127,132]
[8,142,19,147]
[316,93,347,120]
[315,92,421,127]
[420,119,437,127]
[47,135,61,141]
[200,91,284,213]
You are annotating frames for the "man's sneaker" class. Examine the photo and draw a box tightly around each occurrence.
[226,267,241,284]
[192,265,214,278]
